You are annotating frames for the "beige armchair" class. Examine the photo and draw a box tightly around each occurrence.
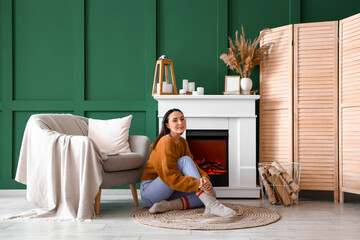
[16,113,150,219]
[94,135,150,214]
[79,117,150,214]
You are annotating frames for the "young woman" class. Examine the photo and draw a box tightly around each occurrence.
[140,108,236,217]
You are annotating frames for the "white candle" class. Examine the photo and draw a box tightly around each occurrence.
[163,82,168,93]
[158,82,173,93]
[182,79,189,92]
[179,89,186,94]
[192,91,199,95]
[197,87,204,95]
[162,82,172,93]
[189,82,195,92]
[166,83,173,93]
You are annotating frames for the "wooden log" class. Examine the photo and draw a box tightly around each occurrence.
[267,166,293,206]
[268,175,292,206]
[272,160,300,193]
[268,166,295,197]
[272,160,286,173]
[258,166,277,204]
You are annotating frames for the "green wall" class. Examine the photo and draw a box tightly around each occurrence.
[301,0,360,23]
[1,0,360,189]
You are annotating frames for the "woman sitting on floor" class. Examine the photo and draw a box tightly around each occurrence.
[140,108,236,217]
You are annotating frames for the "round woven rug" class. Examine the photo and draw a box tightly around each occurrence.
[130,203,281,230]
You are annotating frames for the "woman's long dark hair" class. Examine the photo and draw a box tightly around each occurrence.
[151,108,184,150]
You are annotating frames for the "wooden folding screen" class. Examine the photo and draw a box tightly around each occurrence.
[260,22,339,201]
[259,25,293,164]
[293,22,339,202]
[339,13,360,202]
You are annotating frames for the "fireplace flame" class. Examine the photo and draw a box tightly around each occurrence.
[196,158,227,175]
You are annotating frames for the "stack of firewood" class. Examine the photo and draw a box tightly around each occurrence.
[258,160,300,206]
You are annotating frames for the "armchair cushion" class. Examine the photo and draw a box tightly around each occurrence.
[102,153,144,172]
[88,115,132,154]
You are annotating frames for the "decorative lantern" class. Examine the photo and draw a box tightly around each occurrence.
[152,55,178,95]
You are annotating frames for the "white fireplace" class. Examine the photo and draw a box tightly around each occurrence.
[154,95,260,198]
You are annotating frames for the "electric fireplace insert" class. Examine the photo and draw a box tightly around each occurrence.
[186,130,229,187]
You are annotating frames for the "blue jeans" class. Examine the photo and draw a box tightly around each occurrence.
[140,155,215,208]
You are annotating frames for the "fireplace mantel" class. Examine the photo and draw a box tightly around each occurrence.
[154,95,260,198]
[154,95,259,118]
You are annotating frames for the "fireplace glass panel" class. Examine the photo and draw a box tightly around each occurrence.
[186,130,229,187]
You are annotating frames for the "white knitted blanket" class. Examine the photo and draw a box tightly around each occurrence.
[7,114,107,221]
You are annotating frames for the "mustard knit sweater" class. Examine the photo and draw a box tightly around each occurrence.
[141,135,208,192]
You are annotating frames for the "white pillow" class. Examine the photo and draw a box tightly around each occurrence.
[88,115,132,154]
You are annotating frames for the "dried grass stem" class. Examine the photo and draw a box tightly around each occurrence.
[220,26,272,78]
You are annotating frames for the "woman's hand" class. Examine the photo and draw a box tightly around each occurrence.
[199,177,214,196]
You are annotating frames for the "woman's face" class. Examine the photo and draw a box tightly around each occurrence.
[166,111,186,135]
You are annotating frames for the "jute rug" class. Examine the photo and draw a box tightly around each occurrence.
[130,203,281,230]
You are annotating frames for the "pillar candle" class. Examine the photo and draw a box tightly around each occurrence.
[162,82,172,93]
[189,82,195,92]
[197,87,204,95]
[158,82,173,93]
[166,83,173,93]
[182,79,189,92]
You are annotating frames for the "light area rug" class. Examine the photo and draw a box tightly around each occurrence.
[130,203,281,230]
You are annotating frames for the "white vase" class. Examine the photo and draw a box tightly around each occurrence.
[241,78,253,95]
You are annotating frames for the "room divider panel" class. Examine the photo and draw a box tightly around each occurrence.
[339,13,360,202]
[259,25,293,165]
[294,21,339,202]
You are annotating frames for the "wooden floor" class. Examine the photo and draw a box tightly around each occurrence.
[0,189,359,240]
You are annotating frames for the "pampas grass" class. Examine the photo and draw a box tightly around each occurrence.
[220,26,272,78]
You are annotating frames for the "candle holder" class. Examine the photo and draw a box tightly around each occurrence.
[152,56,178,96]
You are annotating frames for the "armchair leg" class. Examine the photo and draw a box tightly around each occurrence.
[95,189,101,215]
[129,184,139,207]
